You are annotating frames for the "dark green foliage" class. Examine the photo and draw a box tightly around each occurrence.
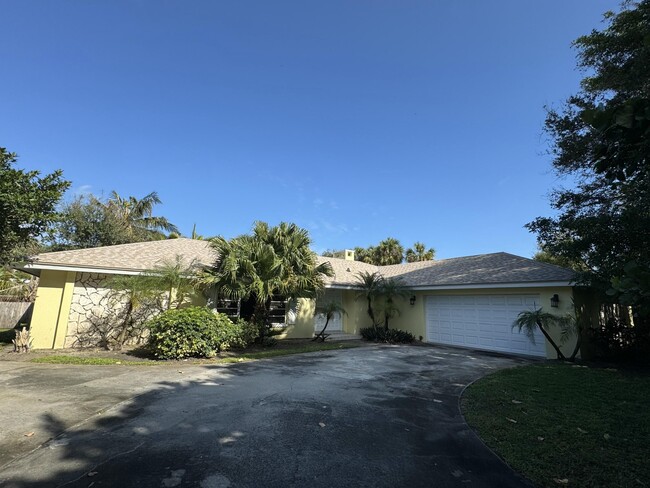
[0,148,70,264]
[528,1,650,354]
[147,307,244,359]
[200,221,333,343]
[405,242,435,262]
[49,191,178,250]
[360,326,414,343]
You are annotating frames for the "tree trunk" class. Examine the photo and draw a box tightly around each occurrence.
[536,319,566,360]
[367,297,376,330]
[314,316,331,342]
[568,330,582,362]
[115,300,134,350]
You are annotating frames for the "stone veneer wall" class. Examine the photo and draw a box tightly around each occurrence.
[65,272,114,347]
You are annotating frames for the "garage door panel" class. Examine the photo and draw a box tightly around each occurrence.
[426,295,547,357]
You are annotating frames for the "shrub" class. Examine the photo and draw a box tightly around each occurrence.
[147,307,243,359]
[360,327,415,344]
[231,318,259,348]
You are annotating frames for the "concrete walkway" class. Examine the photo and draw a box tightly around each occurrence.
[0,345,535,487]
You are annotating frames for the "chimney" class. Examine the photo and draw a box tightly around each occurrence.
[344,249,355,261]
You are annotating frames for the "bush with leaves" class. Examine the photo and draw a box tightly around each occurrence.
[360,327,415,344]
[147,307,243,359]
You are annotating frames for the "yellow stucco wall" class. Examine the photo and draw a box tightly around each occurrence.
[387,287,576,359]
[30,270,77,349]
[275,298,316,339]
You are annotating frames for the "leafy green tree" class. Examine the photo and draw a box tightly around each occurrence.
[355,271,384,329]
[527,1,650,337]
[200,222,333,343]
[49,195,131,249]
[405,242,435,263]
[107,191,179,240]
[50,192,179,249]
[532,246,586,271]
[313,301,347,341]
[0,148,70,264]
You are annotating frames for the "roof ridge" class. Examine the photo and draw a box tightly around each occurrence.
[499,251,576,273]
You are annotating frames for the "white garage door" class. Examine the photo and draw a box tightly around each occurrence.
[425,295,547,357]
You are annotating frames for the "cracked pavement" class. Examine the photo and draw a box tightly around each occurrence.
[0,345,535,487]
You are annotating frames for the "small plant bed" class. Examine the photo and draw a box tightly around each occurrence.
[360,327,415,343]
[461,363,650,488]
[21,340,359,366]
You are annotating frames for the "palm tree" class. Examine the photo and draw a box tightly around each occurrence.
[107,191,179,240]
[200,221,333,343]
[313,301,347,342]
[405,242,435,262]
[145,255,199,310]
[355,271,384,329]
[377,277,410,330]
[512,308,571,360]
[374,238,404,265]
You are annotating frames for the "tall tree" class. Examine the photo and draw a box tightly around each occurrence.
[355,271,384,329]
[376,278,410,330]
[374,238,404,265]
[0,148,70,264]
[200,222,333,342]
[107,191,179,240]
[49,195,132,249]
[50,192,179,249]
[405,242,435,263]
[527,1,650,333]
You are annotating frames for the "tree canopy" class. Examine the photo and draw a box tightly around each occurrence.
[0,148,70,265]
[349,238,435,265]
[527,1,650,332]
[200,222,333,340]
[405,242,436,263]
[49,191,178,250]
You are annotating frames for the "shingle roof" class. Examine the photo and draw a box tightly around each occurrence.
[23,240,575,287]
[24,238,216,274]
[318,252,574,288]
[380,252,575,287]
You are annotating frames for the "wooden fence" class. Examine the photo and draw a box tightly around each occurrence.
[0,301,33,328]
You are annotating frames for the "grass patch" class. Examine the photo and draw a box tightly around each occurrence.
[31,356,156,366]
[0,328,15,344]
[461,363,650,488]
[30,341,359,366]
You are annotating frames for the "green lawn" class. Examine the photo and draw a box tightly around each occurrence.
[30,341,359,365]
[461,363,650,488]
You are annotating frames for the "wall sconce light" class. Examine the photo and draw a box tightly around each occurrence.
[550,294,560,308]
[409,295,416,306]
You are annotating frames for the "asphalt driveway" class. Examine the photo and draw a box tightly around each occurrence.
[0,345,535,487]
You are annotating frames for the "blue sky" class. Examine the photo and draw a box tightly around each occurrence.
[1,1,620,258]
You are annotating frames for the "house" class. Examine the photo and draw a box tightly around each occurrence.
[17,238,577,358]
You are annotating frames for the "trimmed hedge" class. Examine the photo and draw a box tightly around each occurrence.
[360,327,415,344]
[147,307,246,359]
